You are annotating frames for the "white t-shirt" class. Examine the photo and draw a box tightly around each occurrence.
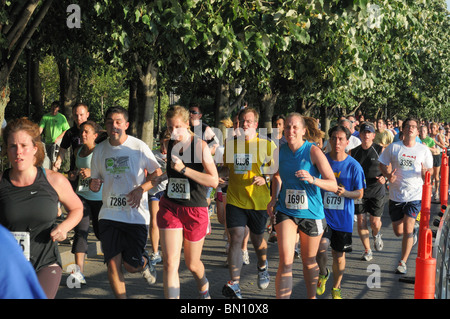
[91,136,160,225]
[378,140,433,202]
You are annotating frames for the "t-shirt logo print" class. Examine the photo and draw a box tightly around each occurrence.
[105,156,130,179]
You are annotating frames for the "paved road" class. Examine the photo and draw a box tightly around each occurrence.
[54,198,443,300]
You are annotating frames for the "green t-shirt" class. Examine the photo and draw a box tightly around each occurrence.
[39,112,70,144]
[420,136,435,148]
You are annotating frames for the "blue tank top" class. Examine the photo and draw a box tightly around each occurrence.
[75,146,102,201]
[275,141,324,219]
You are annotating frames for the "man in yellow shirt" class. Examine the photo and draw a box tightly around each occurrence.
[374,118,394,149]
[221,108,277,299]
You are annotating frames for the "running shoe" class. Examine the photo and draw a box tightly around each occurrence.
[360,249,373,261]
[395,260,407,274]
[142,251,157,284]
[222,281,242,299]
[332,287,342,299]
[242,250,250,265]
[150,251,162,265]
[199,280,211,299]
[257,260,270,289]
[294,246,301,259]
[268,231,277,243]
[374,233,384,251]
[70,271,86,285]
[316,268,329,296]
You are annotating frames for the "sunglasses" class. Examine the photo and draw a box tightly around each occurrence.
[189,110,200,114]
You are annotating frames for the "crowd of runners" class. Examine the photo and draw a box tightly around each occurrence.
[1,102,448,299]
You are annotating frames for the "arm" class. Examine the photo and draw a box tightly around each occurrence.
[127,168,163,208]
[335,187,364,199]
[46,170,83,242]
[308,145,338,193]
[172,140,219,188]
[267,171,281,217]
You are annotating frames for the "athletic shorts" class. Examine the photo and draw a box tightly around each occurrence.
[98,219,148,268]
[149,190,164,201]
[322,226,352,253]
[388,200,421,222]
[225,204,268,235]
[275,211,326,237]
[157,196,209,242]
[433,154,441,168]
[355,196,385,217]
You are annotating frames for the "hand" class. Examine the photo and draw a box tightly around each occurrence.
[89,178,103,192]
[295,170,314,184]
[267,198,277,218]
[252,176,266,186]
[388,169,397,183]
[171,155,185,173]
[376,175,386,185]
[127,187,144,208]
[67,170,78,182]
[218,177,228,188]
[50,225,68,242]
[335,186,346,197]
[79,168,91,179]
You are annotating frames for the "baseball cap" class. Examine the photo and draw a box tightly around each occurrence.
[359,122,375,133]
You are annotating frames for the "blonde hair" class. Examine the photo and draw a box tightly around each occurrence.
[286,113,324,144]
[165,105,190,123]
[221,118,233,128]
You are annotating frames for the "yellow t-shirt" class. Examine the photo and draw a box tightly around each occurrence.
[224,134,277,210]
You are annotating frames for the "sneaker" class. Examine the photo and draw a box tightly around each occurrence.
[199,280,211,299]
[395,260,407,274]
[268,231,277,243]
[332,287,342,299]
[150,251,162,265]
[316,268,329,296]
[360,249,373,261]
[141,251,157,284]
[373,233,384,251]
[222,281,242,299]
[70,271,86,285]
[294,246,301,259]
[257,260,270,290]
[242,250,250,265]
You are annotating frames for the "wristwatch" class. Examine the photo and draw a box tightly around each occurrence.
[180,166,187,175]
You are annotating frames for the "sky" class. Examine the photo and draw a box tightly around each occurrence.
[447,0,450,10]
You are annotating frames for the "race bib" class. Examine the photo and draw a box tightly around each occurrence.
[234,154,252,174]
[168,178,190,200]
[77,177,90,193]
[12,231,30,261]
[107,193,129,210]
[285,189,308,210]
[398,153,416,171]
[323,192,345,210]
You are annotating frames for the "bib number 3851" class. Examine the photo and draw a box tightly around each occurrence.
[168,178,190,200]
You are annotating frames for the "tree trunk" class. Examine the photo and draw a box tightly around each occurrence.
[127,79,139,137]
[30,55,43,122]
[58,58,79,123]
[214,80,230,134]
[136,61,158,149]
[259,89,279,133]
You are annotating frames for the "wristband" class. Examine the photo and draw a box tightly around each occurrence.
[180,166,187,175]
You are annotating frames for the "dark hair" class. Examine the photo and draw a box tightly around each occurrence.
[402,117,419,130]
[328,125,351,140]
[271,114,285,124]
[80,120,100,134]
[188,102,202,114]
[2,117,45,167]
[105,106,128,122]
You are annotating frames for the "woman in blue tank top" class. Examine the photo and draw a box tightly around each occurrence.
[68,120,103,285]
[267,113,337,299]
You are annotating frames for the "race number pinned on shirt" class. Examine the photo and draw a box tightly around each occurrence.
[285,189,308,210]
[234,154,252,174]
[77,178,90,193]
[12,231,30,260]
[398,153,416,171]
[107,193,129,210]
[323,192,345,210]
[168,178,190,200]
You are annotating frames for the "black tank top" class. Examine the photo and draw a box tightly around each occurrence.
[0,168,61,271]
[164,136,208,207]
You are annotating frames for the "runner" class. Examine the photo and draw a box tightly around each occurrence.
[267,113,337,299]
[89,106,161,299]
[0,118,83,298]
[316,125,366,299]
[351,122,386,261]
[221,107,277,299]
[379,117,433,274]
[157,105,218,299]
[68,120,103,284]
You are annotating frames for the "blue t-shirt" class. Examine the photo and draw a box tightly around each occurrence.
[276,141,324,219]
[323,153,366,233]
[0,224,47,299]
